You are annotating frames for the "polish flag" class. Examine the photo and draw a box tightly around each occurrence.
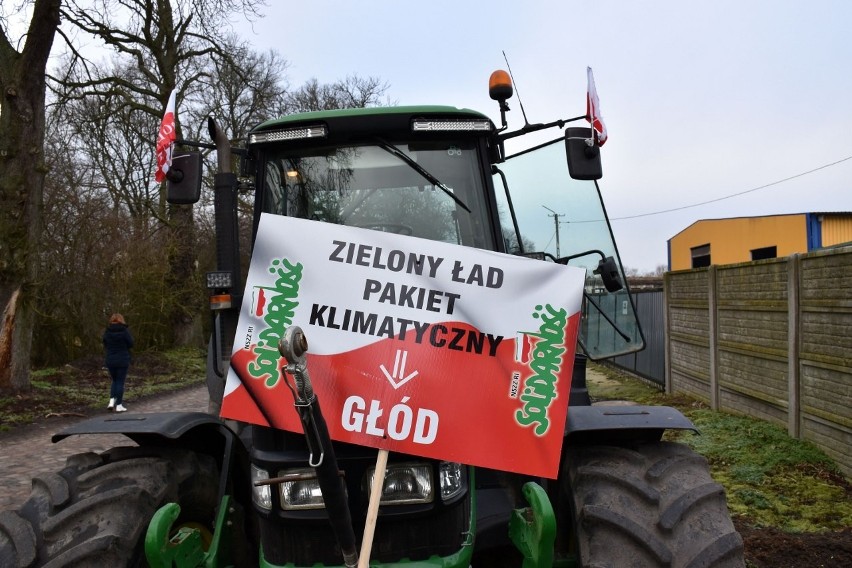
[253,287,268,317]
[586,67,608,146]
[154,90,177,182]
[515,332,534,364]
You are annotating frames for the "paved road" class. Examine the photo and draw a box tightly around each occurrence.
[0,384,209,511]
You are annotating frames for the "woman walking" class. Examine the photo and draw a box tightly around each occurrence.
[103,313,134,412]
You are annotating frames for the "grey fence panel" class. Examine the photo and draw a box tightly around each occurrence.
[665,246,852,478]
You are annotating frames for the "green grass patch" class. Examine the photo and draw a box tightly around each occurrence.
[587,363,852,532]
[0,347,205,432]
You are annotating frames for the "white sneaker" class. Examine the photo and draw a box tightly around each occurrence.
[107,398,115,409]
[115,404,127,412]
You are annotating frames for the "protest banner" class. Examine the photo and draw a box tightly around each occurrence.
[221,213,586,478]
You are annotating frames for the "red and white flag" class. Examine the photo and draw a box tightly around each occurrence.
[586,67,608,146]
[154,90,177,182]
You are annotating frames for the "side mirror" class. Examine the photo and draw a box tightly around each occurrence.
[565,127,602,181]
[593,256,623,292]
[167,151,203,205]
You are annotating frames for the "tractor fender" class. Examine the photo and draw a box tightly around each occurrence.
[50,411,254,533]
[51,411,239,458]
[565,405,698,444]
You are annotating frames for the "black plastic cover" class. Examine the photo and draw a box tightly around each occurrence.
[565,127,603,180]
[167,151,203,204]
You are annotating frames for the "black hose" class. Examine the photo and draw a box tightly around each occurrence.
[297,399,358,566]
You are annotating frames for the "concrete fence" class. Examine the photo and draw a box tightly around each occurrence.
[664,245,852,477]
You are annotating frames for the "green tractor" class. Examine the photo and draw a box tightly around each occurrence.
[0,70,744,567]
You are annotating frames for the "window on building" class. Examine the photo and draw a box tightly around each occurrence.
[751,246,777,261]
[691,244,711,268]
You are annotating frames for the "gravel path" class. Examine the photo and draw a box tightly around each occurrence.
[0,384,209,511]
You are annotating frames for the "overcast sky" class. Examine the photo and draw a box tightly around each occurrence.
[235,0,852,271]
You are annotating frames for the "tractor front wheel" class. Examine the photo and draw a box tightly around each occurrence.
[0,446,219,567]
[562,441,745,567]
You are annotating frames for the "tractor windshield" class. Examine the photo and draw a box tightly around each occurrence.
[493,137,645,359]
[260,142,496,250]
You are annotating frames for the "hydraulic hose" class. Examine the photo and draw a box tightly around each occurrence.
[279,327,358,567]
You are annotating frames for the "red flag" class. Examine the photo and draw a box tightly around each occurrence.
[155,90,177,182]
[586,67,608,146]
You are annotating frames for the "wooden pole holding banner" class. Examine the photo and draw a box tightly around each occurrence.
[358,449,389,568]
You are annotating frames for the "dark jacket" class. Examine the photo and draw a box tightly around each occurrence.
[103,323,134,367]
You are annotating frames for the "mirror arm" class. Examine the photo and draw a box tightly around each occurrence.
[557,249,607,264]
[175,138,216,150]
[497,114,586,143]
[176,138,248,157]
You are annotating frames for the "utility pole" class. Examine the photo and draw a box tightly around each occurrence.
[542,205,565,257]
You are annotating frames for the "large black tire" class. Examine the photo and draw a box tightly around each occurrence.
[0,446,219,567]
[563,441,745,568]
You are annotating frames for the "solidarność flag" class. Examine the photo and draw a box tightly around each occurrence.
[155,90,177,183]
[586,67,608,146]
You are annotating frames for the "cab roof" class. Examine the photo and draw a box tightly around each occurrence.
[251,105,492,134]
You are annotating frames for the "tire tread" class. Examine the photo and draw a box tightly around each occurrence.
[0,447,218,567]
[564,441,745,567]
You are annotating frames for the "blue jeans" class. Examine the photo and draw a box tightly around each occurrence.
[108,365,128,405]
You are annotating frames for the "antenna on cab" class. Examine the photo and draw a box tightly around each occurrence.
[502,51,530,126]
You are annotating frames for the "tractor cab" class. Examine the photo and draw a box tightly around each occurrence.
[181,93,646,566]
[242,104,642,363]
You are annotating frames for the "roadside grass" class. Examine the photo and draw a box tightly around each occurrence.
[0,347,205,432]
[587,362,852,533]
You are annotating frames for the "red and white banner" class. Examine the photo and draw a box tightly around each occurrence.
[154,90,177,183]
[221,214,585,478]
[586,67,608,146]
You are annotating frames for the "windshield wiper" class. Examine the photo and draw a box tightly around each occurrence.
[374,139,471,213]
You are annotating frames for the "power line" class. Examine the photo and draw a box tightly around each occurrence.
[609,154,852,221]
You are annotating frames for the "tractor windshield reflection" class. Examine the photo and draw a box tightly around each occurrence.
[493,138,645,360]
[261,143,495,250]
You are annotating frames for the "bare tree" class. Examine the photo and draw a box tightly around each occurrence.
[53,0,267,347]
[33,97,177,365]
[283,75,391,114]
[1,0,391,389]
[187,40,289,143]
[59,70,163,218]
[0,0,61,391]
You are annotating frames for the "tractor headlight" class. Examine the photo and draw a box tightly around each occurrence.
[206,270,233,289]
[249,125,327,144]
[439,461,466,501]
[365,462,433,505]
[412,119,492,132]
[251,464,272,511]
[279,468,328,510]
[271,462,466,511]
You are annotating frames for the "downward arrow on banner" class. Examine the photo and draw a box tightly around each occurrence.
[380,350,419,389]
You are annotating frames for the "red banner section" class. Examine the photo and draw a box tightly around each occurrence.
[221,215,585,478]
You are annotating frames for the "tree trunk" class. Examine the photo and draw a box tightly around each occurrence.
[168,203,202,346]
[0,0,61,390]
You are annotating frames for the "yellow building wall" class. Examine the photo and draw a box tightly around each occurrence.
[670,215,808,271]
[821,215,852,247]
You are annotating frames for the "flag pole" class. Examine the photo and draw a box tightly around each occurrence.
[358,448,389,568]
